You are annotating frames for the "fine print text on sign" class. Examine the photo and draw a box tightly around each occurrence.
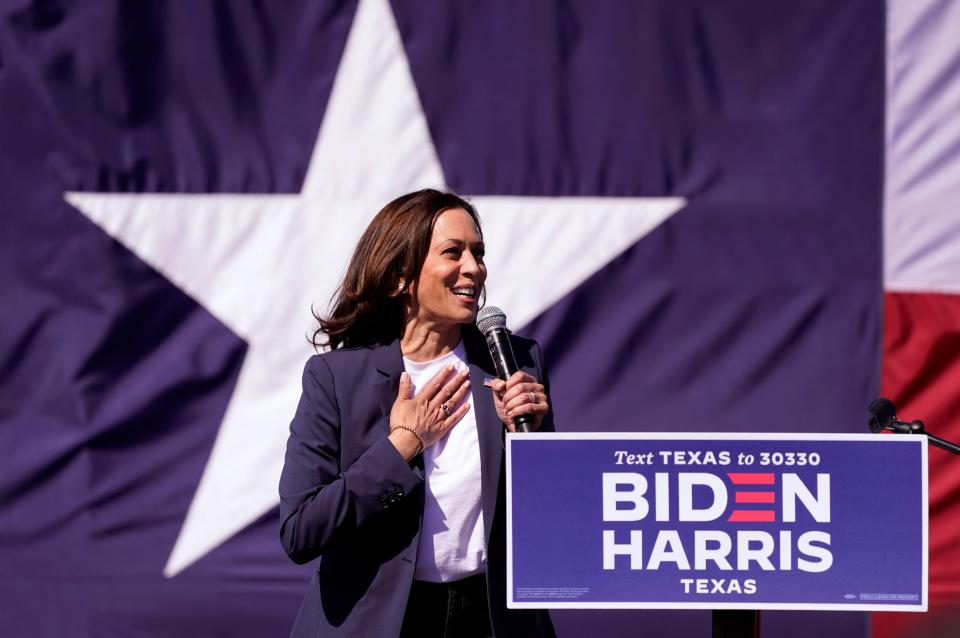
[506,433,927,611]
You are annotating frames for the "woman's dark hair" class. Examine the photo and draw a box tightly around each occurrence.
[312,189,483,350]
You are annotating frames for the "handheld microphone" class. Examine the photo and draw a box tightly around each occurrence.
[476,306,535,433]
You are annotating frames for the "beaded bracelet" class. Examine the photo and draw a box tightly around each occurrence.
[389,424,425,456]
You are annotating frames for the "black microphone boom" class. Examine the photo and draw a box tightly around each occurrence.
[476,306,536,433]
[867,397,960,454]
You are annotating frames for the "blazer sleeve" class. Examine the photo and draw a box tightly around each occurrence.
[278,355,422,565]
[532,340,556,434]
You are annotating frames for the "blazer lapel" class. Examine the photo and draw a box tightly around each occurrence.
[463,327,504,543]
[371,339,404,426]
[370,339,425,480]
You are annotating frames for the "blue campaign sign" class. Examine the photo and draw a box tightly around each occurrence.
[506,433,927,611]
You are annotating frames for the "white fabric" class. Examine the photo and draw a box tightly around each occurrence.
[403,342,486,582]
[885,0,960,292]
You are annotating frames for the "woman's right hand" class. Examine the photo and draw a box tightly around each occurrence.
[388,366,472,461]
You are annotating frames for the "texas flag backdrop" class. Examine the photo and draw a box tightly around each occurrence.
[1,1,958,637]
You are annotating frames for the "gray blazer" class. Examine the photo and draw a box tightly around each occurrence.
[279,326,556,637]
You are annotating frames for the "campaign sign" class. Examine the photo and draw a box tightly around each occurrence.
[506,433,927,611]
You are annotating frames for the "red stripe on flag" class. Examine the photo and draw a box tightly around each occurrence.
[727,510,775,522]
[735,491,775,503]
[727,473,775,484]
[873,292,960,638]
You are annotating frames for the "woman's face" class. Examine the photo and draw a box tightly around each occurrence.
[410,208,486,328]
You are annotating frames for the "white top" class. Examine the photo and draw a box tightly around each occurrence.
[403,342,486,582]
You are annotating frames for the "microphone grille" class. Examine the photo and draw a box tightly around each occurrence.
[868,397,897,433]
[476,306,507,334]
[868,397,896,420]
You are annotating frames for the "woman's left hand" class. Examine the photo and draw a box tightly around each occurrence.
[491,371,548,432]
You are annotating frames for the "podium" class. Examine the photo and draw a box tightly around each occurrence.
[506,433,928,636]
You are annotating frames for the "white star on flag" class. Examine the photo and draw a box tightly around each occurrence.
[66,0,687,577]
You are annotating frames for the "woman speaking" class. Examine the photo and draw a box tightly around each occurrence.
[279,190,556,638]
